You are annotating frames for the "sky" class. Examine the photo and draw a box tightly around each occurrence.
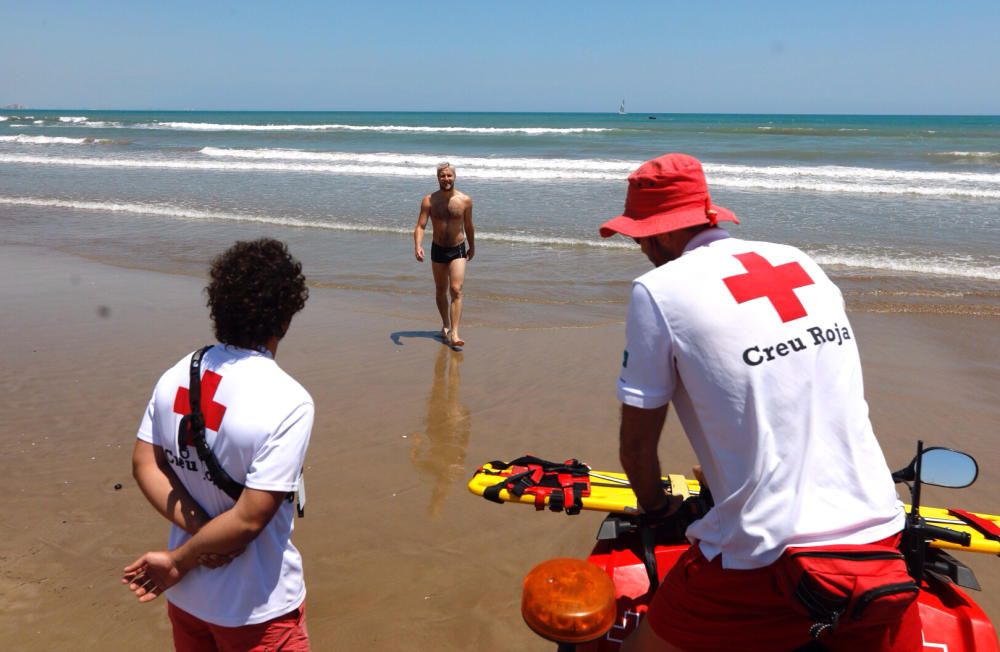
[2,0,998,114]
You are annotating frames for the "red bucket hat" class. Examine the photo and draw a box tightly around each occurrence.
[599,153,738,238]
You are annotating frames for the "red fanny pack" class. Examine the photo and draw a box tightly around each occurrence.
[778,537,919,640]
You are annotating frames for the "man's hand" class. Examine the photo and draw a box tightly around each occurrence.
[415,247,425,262]
[466,243,475,261]
[121,487,285,598]
[637,493,684,527]
[122,551,186,603]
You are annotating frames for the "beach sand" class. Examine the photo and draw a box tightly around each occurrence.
[1,243,997,650]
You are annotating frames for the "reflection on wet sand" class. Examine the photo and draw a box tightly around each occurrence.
[409,346,471,517]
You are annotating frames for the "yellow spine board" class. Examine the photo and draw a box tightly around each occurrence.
[467,464,701,513]
[468,464,1000,555]
[908,505,1000,555]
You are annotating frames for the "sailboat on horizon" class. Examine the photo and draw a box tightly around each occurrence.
[618,99,626,115]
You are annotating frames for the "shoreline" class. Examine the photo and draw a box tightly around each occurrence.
[1,244,997,649]
[6,205,997,321]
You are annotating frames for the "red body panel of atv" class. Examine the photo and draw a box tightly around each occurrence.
[577,533,998,652]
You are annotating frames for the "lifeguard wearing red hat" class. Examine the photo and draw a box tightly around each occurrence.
[600,153,738,239]
[607,154,920,652]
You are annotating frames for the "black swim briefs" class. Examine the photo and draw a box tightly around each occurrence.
[431,241,467,264]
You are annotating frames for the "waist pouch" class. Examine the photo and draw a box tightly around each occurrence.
[777,542,919,640]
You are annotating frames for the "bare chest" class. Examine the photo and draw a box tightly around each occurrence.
[430,194,467,221]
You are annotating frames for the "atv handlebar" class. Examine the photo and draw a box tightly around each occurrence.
[922,522,972,548]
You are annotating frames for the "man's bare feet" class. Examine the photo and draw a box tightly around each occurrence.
[449,331,465,347]
[440,327,450,342]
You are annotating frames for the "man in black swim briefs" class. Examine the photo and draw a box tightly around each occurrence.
[430,241,467,265]
[414,162,476,347]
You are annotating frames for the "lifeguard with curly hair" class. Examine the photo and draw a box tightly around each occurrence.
[123,238,314,651]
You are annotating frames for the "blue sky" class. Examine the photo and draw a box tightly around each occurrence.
[2,0,998,114]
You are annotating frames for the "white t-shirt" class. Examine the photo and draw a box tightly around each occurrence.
[137,344,313,626]
[619,230,904,569]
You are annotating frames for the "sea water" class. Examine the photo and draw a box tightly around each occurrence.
[1,110,997,320]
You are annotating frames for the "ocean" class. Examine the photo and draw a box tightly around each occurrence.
[1,110,998,321]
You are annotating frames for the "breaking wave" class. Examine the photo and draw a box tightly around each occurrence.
[0,135,118,145]
[2,149,998,199]
[4,194,998,279]
[811,250,999,282]
[0,195,632,249]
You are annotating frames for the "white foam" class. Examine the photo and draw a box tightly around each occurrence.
[930,151,1000,160]
[756,126,821,132]
[200,148,1000,186]
[0,135,93,145]
[810,251,1000,281]
[477,231,631,249]
[704,162,1000,185]
[78,121,119,128]
[199,147,636,173]
[709,174,1000,199]
[146,121,610,135]
[756,126,868,133]
[0,195,406,233]
[702,162,1000,199]
[0,116,7,122]
[0,195,631,249]
[0,153,628,181]
[2,152,999,199]
[58,116,88,123]
[4,194,998,272]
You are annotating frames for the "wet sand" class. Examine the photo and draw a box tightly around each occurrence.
[1,243,997,650]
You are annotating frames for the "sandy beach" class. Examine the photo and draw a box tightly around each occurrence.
[1,242,997,650]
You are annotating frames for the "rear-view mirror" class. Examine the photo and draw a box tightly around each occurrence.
[920,448,978,489]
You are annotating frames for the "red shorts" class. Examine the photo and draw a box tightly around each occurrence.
[647,535,921,652]
[167,601,310,652]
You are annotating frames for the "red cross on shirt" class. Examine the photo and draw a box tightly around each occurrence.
[722,252,815,323]
[173,370,227,437]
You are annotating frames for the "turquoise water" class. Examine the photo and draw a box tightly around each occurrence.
[1,110,997,317]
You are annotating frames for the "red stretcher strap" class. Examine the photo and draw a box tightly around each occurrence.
[948,508,1000,541]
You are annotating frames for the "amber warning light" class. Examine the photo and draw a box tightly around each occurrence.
[521,558,617,644]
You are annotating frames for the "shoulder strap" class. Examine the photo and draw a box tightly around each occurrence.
[180,345,245,502]
[179,346,305,517]
[185,345,211,435]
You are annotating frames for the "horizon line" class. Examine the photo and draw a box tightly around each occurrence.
[2,107,999,118]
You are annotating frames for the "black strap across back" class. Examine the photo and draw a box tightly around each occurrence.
[178,345,245,502]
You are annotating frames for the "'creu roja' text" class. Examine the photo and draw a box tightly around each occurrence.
[742,322,852,366]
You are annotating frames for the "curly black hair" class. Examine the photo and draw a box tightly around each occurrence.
[206,238,309,350]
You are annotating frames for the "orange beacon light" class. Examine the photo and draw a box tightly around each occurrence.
[521,558,617,644]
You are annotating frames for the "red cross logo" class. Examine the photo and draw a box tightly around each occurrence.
[173,371,227,442]
[722,252,815,323]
